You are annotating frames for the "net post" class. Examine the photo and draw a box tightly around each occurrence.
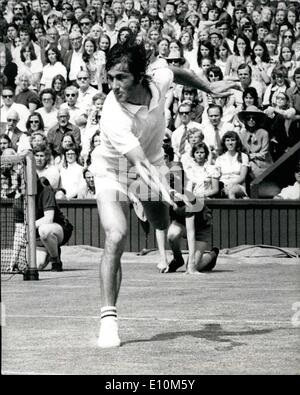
[23,152,39,281]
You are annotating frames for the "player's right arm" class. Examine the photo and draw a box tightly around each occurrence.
[125,145,177,209]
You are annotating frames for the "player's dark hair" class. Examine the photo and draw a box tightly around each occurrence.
[106,42,150,84]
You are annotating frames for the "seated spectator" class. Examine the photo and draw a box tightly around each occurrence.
[264,33,279,66]
[4,110,23,152]
[183,141,219,199]
[0,134,12,155]
[0,47,18,90]
[36,89,58,135]
[213,95,237,124]
[173,86,204,128]
[60,85,84,125]
[18,43,43,85]
[242,87,260,110]
[264,92,295,161]
[200,104,234,162]
[215,32,232,68]
[76,70,99,115]
[39,46,67,89]
[86,130,101,167]
[238,105,273,179]
[51,74,67,109]
[286,67,300,147]
[249,40,271,96]
[26,112,45,136]
[14,70,40,112]
[171,101,202,163]
[225,34,252,78]
[262,65,291,109]
[34,143,60,190]
[81,37,105,90]
[47,108,81,157]
[56,145,85,200]
[0,86,30,132]
[77,168,96,199]
[215,131,249,199]
[202,65,224,108]
[54,132,78,169]
[181,127,205,172]
[30,131,48,150]
[17,112,44,154]
[273,162,300,200]
[231,63,264,109]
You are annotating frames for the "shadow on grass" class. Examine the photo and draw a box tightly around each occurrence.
[123,323,285,351]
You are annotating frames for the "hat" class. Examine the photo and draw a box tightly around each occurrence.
[238,106,267,124]
[184,11,201,23]
[166,49,185,65]
[209,28,223,38]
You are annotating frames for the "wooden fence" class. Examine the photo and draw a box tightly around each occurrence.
[58,199,299,251]
[1,199,299,251]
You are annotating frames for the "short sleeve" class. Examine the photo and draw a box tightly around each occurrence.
[41,187,56,212]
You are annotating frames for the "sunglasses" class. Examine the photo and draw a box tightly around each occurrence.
[80,22,91,26]
[66,93,76,97]
[30,120,40,124]
[78,77,88,80]
[245,115,256,121]
[284,35,293,38]
[3,95,13,98]
[63,18,72,21]
[179,111,190,115]
[7,118,18,122]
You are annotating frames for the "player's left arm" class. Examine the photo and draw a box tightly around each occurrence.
[169,66,242,97]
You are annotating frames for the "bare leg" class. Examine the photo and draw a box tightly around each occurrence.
[96,190,128,347]
[186,241,218,274]
[155,229,169,273]
[38,223,64,258]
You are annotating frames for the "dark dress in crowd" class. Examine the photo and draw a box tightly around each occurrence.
[263,114,288,161]
[2,61,18,89]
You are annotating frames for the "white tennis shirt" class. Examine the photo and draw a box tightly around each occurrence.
[90,61,174,178]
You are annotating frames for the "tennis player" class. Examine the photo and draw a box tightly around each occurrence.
[90,42,241,348]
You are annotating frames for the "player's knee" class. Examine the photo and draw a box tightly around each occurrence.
[105,229,127,252]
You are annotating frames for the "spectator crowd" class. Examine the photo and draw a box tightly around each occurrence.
[1,0,300,200]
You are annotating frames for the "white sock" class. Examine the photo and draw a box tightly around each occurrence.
[98,306,121,348]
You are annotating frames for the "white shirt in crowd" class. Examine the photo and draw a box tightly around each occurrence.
[59,162,85,199]
[40,62,67,88]
[69,50,85,81]
[36,107,58,136]
[277,182,300,200]
[0,102,30,132]
[171,121,202,162]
